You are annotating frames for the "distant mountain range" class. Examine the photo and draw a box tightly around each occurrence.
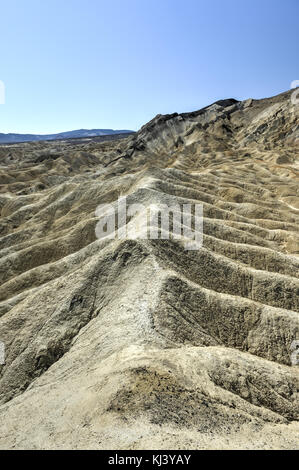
[0,129,134,144]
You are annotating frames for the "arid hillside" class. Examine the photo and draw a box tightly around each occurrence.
[0,90,298,449]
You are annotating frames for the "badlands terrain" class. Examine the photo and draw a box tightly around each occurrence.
[0,89,298,449]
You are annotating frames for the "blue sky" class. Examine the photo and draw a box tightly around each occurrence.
[0,0,298,133]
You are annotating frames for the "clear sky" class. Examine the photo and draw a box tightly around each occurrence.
[0,0,298,134]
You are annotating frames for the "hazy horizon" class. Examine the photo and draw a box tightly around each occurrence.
[0,127,134,135]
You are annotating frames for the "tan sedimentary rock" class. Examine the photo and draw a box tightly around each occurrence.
[0,90,298,449]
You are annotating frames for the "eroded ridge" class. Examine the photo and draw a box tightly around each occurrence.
[0,90,298,449]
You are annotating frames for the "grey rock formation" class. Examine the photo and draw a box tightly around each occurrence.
[0,90,298,449]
